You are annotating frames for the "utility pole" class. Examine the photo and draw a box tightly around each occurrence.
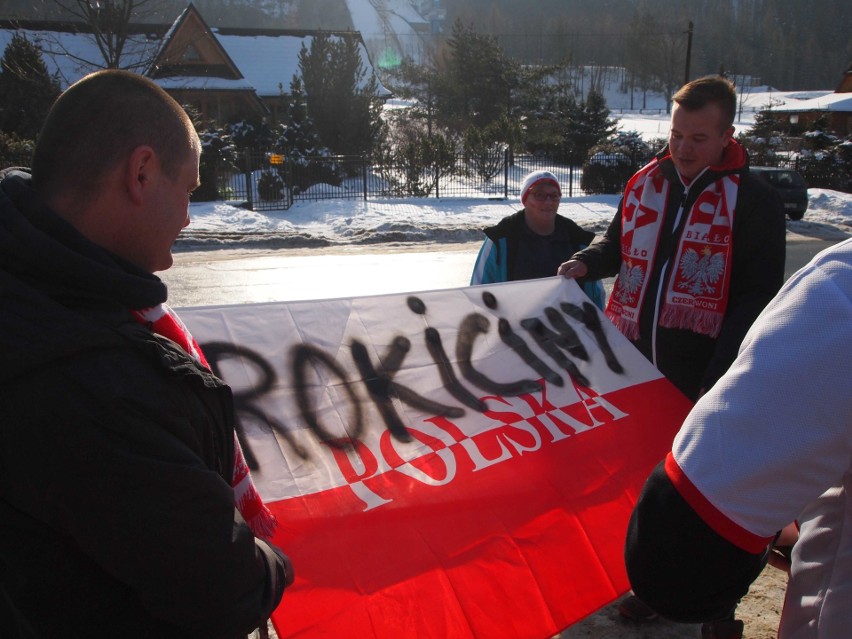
[684,21,694,85]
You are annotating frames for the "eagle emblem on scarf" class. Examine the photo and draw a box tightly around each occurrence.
[677,246,726,297]
[615,260,647,305]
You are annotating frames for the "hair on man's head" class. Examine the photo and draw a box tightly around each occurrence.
[672,75,737,130]
[32,70,199,204]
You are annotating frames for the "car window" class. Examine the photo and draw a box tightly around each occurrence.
[755,169,806,188]
[785,172,806,187]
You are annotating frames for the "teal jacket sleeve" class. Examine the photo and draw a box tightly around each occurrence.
[470,237,506,285]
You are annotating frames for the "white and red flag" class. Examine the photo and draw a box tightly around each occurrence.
[179,277,691,639]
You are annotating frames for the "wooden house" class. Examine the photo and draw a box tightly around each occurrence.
[0,3,390,126]
[771,64,852,137]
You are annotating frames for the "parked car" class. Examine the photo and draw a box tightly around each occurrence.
[750,166,809,220]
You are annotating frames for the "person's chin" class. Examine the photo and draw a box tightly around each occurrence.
[674,161,696,180]
[152,252,174,273]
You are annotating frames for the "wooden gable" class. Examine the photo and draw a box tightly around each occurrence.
[146,3,267,123]
[148,3,242,80]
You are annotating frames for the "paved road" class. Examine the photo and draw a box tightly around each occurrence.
[165,241,482,307]
[164,233,844,309]
[784,234,839,278]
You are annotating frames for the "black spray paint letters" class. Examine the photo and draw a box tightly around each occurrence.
[202,291,625,467]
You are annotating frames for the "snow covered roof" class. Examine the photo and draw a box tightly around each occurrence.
[771,91,852,113]
[0,6,391,99]
[214,30,391,98]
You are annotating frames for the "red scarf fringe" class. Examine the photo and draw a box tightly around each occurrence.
[131,304,278,540]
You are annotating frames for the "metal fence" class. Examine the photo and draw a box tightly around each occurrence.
[214,150,846,211]
[209,150,596,211]
[3,148,848,212]
[757,155,851,192]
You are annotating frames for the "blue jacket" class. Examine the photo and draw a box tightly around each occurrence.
[470,209,605,309]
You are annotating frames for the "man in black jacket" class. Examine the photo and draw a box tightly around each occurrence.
[0,70,292,638]
[560,76,785,401]
[558,75,786,638]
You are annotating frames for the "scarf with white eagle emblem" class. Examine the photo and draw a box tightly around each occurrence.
[606,151,739,340]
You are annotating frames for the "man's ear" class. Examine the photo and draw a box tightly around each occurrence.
[124,145,157,205]
[722,125,735,146]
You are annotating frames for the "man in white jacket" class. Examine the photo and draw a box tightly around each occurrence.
[624,237,852,638]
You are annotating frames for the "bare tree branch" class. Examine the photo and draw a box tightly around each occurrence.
[44,0,168,73]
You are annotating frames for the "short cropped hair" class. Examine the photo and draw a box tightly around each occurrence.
[672,75,737,130]
[32,70,199,204]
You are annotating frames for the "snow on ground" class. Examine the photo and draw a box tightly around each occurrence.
[183,187,851,253]
[181,107,850,251]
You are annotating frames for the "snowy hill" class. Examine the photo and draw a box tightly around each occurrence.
[523,66,835,141]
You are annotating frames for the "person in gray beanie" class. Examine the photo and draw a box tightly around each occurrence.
[470,170,604,308]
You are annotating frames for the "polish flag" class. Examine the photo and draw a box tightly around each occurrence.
[180,277,691,639]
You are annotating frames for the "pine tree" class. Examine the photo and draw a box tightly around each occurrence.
[0,34,61,140]
[581,90,618,151]
[738,107,785,166]
[297,33,384,156]
[276,76,329,162]
[274,75,344,194]
[433,19,519,132]
[749,108,783,139]
[523,92,575,157]
[386,19,568,155]
[560,89,617,163]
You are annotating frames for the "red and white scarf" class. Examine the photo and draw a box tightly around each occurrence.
[131,303,278,540]
[606,153,740,340]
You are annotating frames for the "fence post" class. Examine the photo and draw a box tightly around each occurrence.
[285,156,293,210]
[504,147,509,198]
[362,155,368,201]
[568,164,574,198]
[244,150,254,211]
[435,162,440,199]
